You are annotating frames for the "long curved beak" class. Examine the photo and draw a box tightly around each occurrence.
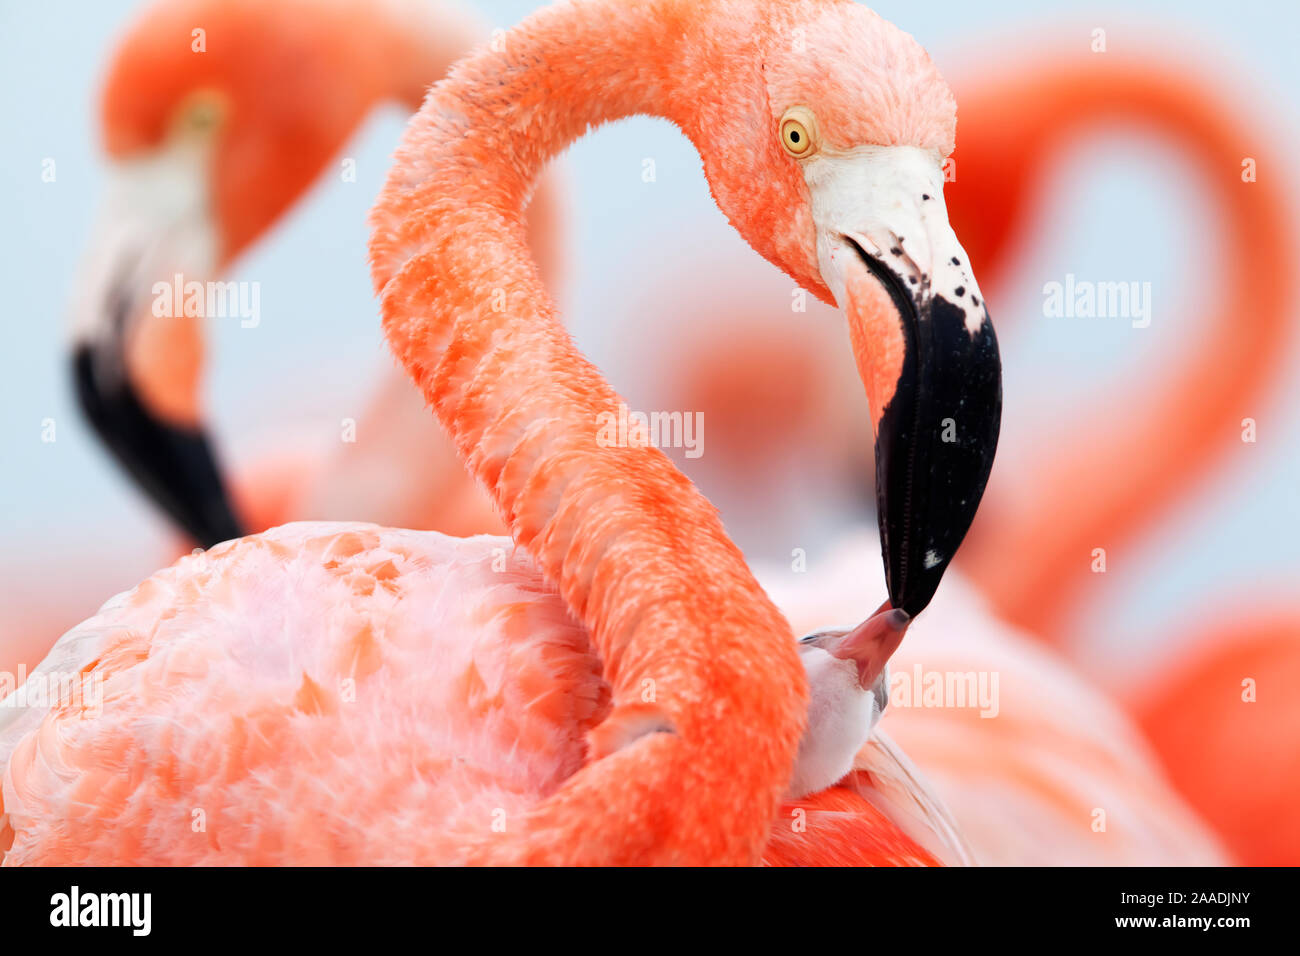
[69,153,245,549]
[812,145,1002,617]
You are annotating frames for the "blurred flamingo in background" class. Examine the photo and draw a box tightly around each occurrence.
[949,54,1299,866]
[3,0,1004,865]
[1131,610,1300,865]
[668,300,1228,862]
[71,0,558,549]
[668,54,1293,642]
[1,0,537,682]
[950,57,1294,644]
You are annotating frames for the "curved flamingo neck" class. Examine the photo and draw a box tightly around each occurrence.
[369,0,807,864]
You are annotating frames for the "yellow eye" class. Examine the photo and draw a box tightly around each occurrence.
[779,106,819,157]
[187,100,221,131]
[173,90,227,138]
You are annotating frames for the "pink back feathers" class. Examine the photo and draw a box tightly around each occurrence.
[1,524,607,865]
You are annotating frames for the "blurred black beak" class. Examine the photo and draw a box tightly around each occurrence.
[72,339,244,549]
[846,237,1002,617]
[68,151,245,549]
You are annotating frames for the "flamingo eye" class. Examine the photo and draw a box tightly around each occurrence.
[779,107,819,158]
[188,102,220,131]
[174,90,227,137]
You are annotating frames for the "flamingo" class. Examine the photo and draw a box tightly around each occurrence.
[1,0,1001,865]
[69,0,561,549]
[662,53,1293,635]
[616,41,1295,868]
[659,304,1228,864]
[659,50,1289,864]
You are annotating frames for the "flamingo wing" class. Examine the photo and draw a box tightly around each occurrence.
[764,730,970,867]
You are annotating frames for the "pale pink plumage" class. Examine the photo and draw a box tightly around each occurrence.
[1,523,605,864]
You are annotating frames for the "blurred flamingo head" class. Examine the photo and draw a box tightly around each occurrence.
[67,0,478,548]
[675,0,1002,616]
[97,0,450,265]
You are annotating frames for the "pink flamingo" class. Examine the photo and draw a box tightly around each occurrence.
[665,50,1294,863]
[2,0,1001,865]
[658,306,1225,862]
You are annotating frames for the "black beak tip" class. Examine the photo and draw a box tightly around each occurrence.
[875,295,1002,619]
[72,345,247,549]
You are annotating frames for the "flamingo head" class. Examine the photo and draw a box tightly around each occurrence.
[67,0,461,546]
[787,602,910,799]
[682,0,1002,617]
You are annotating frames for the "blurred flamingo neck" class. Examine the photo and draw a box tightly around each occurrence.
[369,0,806,862]
[956,62,1295,637]
[368,0,487,111]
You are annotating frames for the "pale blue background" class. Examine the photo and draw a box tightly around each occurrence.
[1,0,1297,674]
